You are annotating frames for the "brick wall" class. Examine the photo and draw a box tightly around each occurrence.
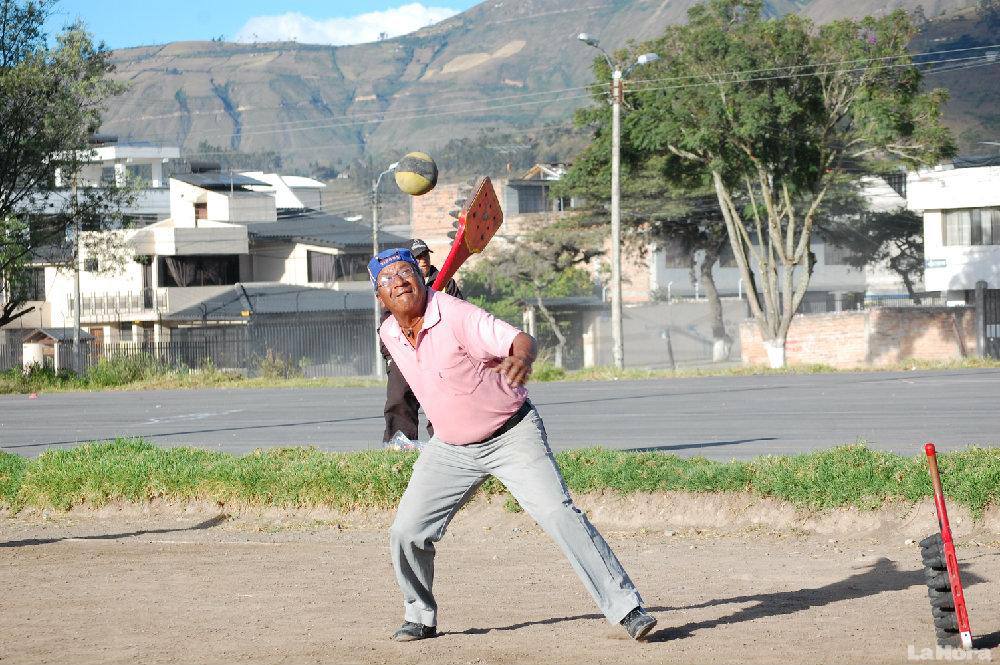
[740,307,977,367]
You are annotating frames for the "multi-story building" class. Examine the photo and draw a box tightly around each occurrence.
[3,167,405,350]
[909,158,1000,299]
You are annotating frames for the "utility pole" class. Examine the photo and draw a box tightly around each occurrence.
[577,34,658,371]
[72,174,81,372]
[609,68,624,370]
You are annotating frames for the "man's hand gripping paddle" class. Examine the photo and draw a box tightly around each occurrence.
[431,176,502,291]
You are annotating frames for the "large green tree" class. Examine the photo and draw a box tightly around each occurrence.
[0,0,129,329]
[606,0,954,366]
[559,142,737,362]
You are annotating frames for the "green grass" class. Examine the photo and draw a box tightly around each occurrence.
[2,440,998,518]
[5,357,1000,395]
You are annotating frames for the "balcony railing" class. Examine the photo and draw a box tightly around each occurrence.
[69,289,167,319]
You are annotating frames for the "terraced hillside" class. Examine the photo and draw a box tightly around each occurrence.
[99,0,995,172]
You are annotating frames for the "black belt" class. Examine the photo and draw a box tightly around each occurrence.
[474,400,533,444]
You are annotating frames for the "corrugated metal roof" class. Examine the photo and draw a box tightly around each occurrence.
[23,327,96,342]
[246,212,409,249]
[163,283,375,321]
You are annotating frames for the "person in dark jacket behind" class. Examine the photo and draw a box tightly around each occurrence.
[380,238,462,443]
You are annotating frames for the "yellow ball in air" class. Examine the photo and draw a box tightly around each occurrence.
[394,151,438,196]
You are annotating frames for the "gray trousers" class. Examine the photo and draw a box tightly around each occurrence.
[389,406,643,627]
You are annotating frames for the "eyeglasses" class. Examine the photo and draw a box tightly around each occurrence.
[377,265,416,288]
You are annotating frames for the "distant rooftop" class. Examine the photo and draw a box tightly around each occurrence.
[246,211,408,249]
[164,284,375,321]
[952,154,1000,169]
[172,172,269,190]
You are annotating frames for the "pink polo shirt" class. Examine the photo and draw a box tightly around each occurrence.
[379,289,528,445]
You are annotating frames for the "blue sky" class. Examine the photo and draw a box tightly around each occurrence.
[46,1,480,49]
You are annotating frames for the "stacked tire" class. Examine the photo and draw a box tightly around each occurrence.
[921,533,961,646]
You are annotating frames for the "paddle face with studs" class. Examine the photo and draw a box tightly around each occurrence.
[431,176,503,292]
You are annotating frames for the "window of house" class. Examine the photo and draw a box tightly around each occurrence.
[194,202,208,220]
[307,251,336,283]
[16,268,46,301]
[719,244,739,268]
[122,214,159,228]
[100,166,116,186]
[158,255,240,287]
[823,243,854,265]
[119,324,133,342]
[516,186,547,214]
[307,251,369,282]
[662,240,689,268]
[944,208,1000,246]
[84,258,99,272]
[125,163,153,185]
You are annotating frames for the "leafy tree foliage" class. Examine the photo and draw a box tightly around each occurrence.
[597,0,953,365]
[0,0,132,328]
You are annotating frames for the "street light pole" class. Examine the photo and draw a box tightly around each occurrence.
[609,68,624,370]
[72,174,81,372]
[371,162,398,379]
[578,34,658,371]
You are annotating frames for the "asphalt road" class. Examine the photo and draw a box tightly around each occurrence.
[2,369,999,459]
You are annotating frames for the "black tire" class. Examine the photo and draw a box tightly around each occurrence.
[934,614,959,631]
[932,605,956,619]
[920,533,942,550]
[920,533,947,568]
[925,570,952,591]
[922,552,947,569]
[929,593,955,611]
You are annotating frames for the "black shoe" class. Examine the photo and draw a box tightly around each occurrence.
[392,621,437,642]
[620,607,657,641]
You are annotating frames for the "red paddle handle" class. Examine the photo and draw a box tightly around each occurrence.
[925,443,973,648]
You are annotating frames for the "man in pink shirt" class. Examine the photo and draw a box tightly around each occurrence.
[370,248,657,642]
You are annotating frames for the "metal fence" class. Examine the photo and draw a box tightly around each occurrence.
[1,319,379,377]
[862,293,948,308]
[0,343,22,372]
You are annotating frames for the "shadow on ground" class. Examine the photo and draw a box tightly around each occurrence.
[451,557,990,645]
[647,557,987,643]
[0,515,228,548]
[624,437,777,453]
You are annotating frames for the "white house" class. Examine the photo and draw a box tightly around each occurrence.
[51,137,182,226]
[241,172,328,212]
[3,168,405,347]
[908,159,1000,298]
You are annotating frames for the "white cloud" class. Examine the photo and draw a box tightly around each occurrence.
[233,3,460,45]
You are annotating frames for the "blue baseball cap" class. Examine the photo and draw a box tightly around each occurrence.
[368,248,421,291]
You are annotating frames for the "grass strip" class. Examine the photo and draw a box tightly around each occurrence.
[2,441,998,518]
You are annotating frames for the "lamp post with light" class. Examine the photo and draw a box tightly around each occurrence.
[371,161,399,378]
[578,33,658,370]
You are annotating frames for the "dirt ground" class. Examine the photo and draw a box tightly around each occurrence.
[2,495,999,665]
